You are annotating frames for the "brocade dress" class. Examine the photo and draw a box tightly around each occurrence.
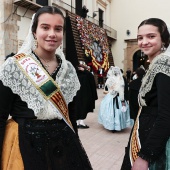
[98,68,132,131]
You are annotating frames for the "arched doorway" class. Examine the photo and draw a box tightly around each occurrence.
[133,50,149,71]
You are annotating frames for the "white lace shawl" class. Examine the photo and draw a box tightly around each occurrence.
[106,66,125,101]
[139,53,170,106]
[0,52,80,120]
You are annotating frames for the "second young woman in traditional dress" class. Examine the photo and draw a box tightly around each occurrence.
[121,18,170,170]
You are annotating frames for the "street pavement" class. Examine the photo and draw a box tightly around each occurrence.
[78,89,132,170]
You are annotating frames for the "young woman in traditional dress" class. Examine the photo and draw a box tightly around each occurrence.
[121,18,170,170]
[0,6,92,170]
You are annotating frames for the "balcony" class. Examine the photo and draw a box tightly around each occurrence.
[52,0,117,40]
[13,0,42,11]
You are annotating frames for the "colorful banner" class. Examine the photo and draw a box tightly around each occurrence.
[76,16,109,73]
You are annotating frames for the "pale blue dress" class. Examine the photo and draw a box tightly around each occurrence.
[98,92,132,131]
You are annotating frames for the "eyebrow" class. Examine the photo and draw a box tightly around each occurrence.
[40,23,63,28]
[137,33,157,37]
[138,32,157,36]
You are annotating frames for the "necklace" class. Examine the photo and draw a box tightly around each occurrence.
[40,58,51,70]
[34,51,55,71]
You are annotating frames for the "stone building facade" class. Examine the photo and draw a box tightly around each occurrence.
[1,0,170,72]
[0,0,115,67]
[0,0,19,64]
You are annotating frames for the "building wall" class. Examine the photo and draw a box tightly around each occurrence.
[0,0,5,64]
[110,0,170,71]
[0,0,19,64]
[17,7,34,43]
[0,0,113,64]
[2,0,170,71]
[0,1,35,63]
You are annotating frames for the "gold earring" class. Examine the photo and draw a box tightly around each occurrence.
[161,43,165,52]
[34,37,38,48]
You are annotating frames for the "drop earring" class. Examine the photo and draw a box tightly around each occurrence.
[34,36,38,48]
[161,43,165,52]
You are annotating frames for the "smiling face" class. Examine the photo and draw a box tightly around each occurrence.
[137,24,162,61]
[34,13,64,54]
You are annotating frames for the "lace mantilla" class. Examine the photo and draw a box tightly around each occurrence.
[0,53,80,120]
[139,53,170,106]
[106,66,125,101]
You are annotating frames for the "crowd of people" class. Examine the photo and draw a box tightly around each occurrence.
[1,4,170,170]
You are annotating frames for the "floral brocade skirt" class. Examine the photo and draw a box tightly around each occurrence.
[1,119,92,170]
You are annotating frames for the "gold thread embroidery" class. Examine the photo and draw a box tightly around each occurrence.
[130,108,141,166]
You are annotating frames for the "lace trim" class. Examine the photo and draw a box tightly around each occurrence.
[0,53,80,119]
[106,66,124,101]
[139,53,170,106]
[105,76,124,101]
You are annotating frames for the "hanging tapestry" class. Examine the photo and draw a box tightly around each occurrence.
[76,16,109,73]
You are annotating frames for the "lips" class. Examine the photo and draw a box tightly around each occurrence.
[142,46,151,50]
[142,46,151,48]
[46,40,57,45]
[46,40,57,42]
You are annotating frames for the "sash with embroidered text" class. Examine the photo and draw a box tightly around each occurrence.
[14,53,74,131]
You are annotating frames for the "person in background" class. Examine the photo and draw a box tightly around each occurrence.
[76,62,98,129]
[126,68,131,83]
[98,66,132,132]
[128,67,145,120]
[120,69,129,102]
[121,18,170,170]
[97,65,104,89]
[0,6,92,170]
[81,5,89,19]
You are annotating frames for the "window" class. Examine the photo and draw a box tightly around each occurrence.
[99,8,103,27]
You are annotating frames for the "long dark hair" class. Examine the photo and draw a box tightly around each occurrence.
[32,6,65,34]
[138,18,170,48]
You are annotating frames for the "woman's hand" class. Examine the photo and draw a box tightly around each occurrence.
[132,157,148,170]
